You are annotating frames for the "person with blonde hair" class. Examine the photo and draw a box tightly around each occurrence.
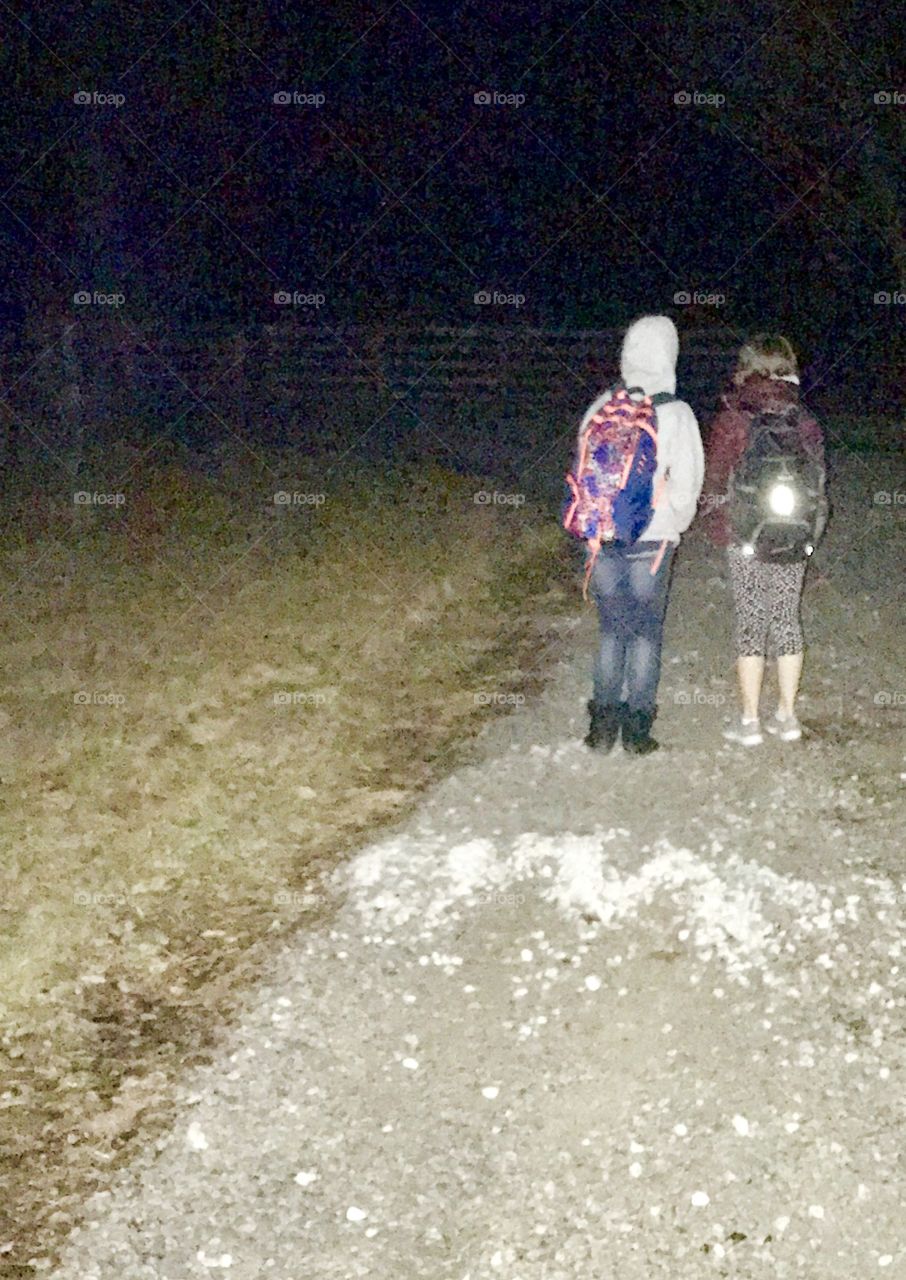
[701,333,827,745]
[731,334,799,385]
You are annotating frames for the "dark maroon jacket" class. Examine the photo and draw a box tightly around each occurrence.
[701,375,825,547]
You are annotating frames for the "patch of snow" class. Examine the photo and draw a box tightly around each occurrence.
[337,829,831,986]
[186,1121,208,1151]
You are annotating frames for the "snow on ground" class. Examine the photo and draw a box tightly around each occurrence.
[46,541,905,1280]
[341,827,835,987]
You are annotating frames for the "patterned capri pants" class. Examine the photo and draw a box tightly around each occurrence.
[727,546,807,658]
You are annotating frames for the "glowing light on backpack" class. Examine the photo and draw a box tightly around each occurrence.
[767,482,796,517]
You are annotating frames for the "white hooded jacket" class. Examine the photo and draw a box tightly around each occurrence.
[577,315,704,544]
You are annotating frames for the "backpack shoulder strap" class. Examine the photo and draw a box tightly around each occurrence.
[646,392,676,447]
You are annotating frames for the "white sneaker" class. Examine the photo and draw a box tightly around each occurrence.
[765,711,802,742]
[723,716,763,746]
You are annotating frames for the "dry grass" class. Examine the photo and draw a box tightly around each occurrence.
[0,455,571,1265]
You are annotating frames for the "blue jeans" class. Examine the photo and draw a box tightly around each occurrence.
[589,541,676,715]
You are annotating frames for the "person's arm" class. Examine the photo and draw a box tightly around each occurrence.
[663,403,705,534]
[798,407,825,467]
[701,397,748,545]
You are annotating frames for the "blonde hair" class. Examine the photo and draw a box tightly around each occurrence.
[733,333,798,385]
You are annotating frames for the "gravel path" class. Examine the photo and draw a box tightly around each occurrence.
[47,532,905,1280]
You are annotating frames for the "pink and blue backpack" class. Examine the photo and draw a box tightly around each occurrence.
[562,382,675,597]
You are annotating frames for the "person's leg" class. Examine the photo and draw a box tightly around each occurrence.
[766,561,807,734]
[586,548,629,748]
[622,542,675,714]
[737,655,766,722]
[619,542,675,753]
[590,548,628,708]
[725,548,769,743]
[776,652,803,717]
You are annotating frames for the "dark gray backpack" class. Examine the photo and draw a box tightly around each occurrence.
[728,407,826,562]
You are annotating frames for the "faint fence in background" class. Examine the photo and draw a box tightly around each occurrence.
[4,316,895,490]
[245,322,738,481]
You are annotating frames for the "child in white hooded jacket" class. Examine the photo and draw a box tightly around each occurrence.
[579,315,704,753]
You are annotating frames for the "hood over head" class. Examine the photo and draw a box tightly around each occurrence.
[620,315,679,397]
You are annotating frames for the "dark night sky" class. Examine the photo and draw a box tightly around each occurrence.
[0,1,903,388]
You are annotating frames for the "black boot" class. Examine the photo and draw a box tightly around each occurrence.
[621,706,659,754]
[584,699,621,751]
